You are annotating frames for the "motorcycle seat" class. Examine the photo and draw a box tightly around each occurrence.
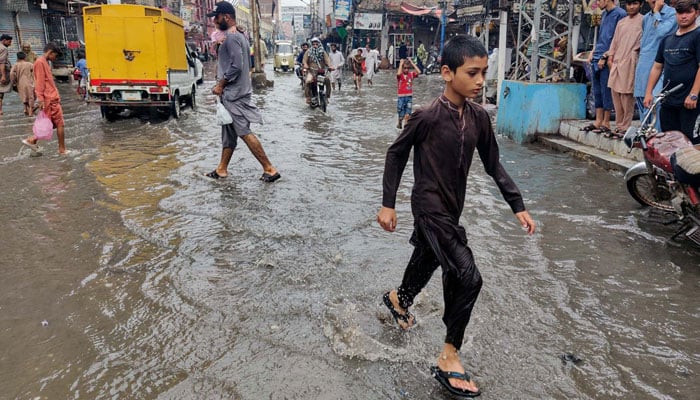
[672,146,700,186]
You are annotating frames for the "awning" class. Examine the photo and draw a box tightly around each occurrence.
[400,2,439,17]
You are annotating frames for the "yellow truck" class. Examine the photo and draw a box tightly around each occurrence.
[83,4,198,120]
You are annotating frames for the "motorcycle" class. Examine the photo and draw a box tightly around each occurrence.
[623,83,700,246]
[307,68,330,113]
[423,53,441,75]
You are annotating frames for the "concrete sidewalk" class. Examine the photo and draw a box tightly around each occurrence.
[536,119,644,172]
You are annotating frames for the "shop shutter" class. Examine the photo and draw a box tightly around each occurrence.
[17,4,46,55]
[0,8,19,64]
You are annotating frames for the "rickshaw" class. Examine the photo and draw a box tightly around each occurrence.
[273,40,294,72]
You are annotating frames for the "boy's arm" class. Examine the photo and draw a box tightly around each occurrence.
[685,36,700,109]
[476,119,536,234]
[378,114,423,232]
[396,59,404,76]
[34,60,46,104]
[411,58,421,75]
[476,112,526,214]
[644,62,663,108]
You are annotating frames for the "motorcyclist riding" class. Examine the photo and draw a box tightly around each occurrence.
[295,42,309,87]
[296,42,308,66]
[302,37,333,105]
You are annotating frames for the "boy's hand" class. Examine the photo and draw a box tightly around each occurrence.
[515,211,536,235]
[377,207,397,232]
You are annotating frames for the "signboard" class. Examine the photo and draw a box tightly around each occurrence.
[335,0,351,21]
[455,5,486,24]
[353,13,383,30]
[303,14,311,29]
[293,15,304,29]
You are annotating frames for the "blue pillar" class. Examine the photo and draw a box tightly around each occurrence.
[439,1,446,59]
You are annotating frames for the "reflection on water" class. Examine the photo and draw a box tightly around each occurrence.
[0,67,697,399]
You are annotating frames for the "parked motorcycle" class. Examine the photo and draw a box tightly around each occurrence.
[307,68,330,113]
[423,53,441,75]
[623,83,700,246]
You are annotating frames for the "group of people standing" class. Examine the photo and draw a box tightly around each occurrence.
[0,34,67,154]
[586,0,700,145]
[0,35,37,116]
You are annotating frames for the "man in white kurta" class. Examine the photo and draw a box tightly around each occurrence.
[364,45,379,86]
[606,0,643,134]
[329,43,344,91]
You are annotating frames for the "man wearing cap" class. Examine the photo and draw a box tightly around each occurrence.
[205,1,280,182]
[0,34,13,115]
[22,43,37,64]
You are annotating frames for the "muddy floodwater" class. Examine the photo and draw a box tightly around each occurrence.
[0,65,698,399]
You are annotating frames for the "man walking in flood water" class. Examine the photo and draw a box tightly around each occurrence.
[21,43,67,154]
[205,1,280,182]
[377,35,536,398]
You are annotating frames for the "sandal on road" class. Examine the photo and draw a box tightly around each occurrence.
[204,170,226,180]
[260,172,281,183]
[430,366,481,398]
[580,124,598,132]
[382,292,415,330]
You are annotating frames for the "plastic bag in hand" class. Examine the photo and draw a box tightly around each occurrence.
[33,110,54,140]
[216,98,233,125]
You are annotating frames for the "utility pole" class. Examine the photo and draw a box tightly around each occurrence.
[438,0,447,59]
[251,0,273,87]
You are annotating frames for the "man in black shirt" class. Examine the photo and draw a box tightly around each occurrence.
[644,0,700,144]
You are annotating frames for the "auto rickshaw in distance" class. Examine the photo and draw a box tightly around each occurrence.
[273,40,294,72]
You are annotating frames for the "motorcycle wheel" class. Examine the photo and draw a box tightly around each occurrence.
[319,91,326,112]
[626,174,674,211]
[424,67,431,75]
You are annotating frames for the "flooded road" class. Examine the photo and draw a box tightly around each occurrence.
[0,65,698,399]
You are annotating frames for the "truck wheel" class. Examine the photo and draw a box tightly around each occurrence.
[171,93,181,119]
[100,105,117,122]
[186,86,197,111]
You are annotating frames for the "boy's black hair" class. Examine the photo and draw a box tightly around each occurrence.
[625,0,641,3]
[675,0,698,13]
[16,51,26,59]
[442,35,488,72]
[44,42,61,56]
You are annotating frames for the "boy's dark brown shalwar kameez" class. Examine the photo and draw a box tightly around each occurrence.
[382,95,526,349]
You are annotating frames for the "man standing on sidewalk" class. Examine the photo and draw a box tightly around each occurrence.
[587,0,626,134]
[605,0,643,137]
[634,0,677,124]
[644,0,700,144]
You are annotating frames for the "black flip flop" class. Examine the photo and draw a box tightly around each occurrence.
[205,170,226,179]
[580,124,598,132]
[260,172,281,183]
[430,366,481,398]
[382,292,415,330]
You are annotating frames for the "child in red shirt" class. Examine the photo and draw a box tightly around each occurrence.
[396,58,420,129]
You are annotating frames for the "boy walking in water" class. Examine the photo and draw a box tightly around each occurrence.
[22,43,67,154]
[396,57,420,129]
[377,35,536,397]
